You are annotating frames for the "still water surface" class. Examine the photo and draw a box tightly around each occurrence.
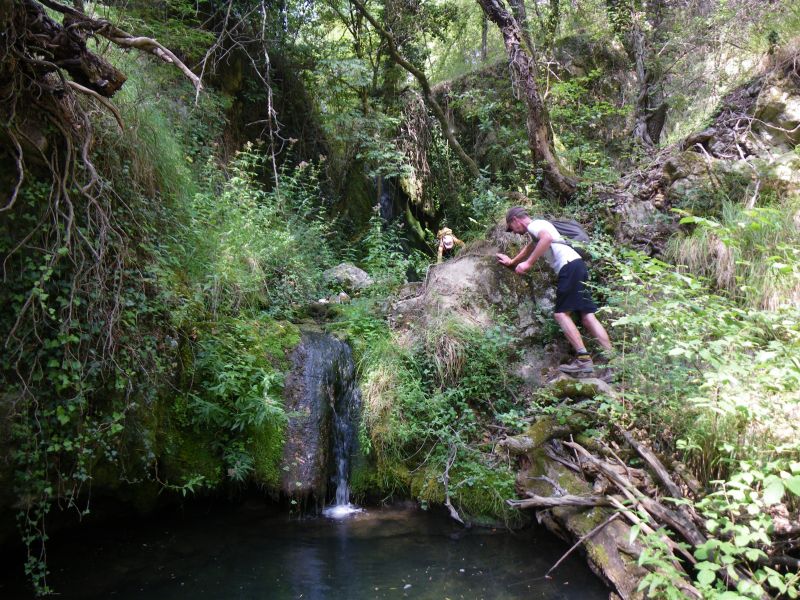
[9,501,608,599]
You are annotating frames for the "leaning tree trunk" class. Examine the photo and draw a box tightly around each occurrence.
[629,21,667,148]
[476,0,577,200]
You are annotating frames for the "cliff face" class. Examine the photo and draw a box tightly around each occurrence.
[607,52,800,256]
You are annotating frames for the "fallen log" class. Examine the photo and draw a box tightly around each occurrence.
[507,493,611,509]
[564,441,768,599]
[566,441,706,545]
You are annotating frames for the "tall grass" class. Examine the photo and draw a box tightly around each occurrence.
[668,199,800,309]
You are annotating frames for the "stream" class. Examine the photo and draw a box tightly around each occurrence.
[3,501,608,599]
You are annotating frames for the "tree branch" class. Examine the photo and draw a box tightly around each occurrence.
[35,0,203,95]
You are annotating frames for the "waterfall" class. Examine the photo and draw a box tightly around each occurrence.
[323,334,362,518]
[281,332,362,517]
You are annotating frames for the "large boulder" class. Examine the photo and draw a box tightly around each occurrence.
[391,224,569,383]
[323,263,373,293]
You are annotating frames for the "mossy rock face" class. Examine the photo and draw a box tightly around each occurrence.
[347,448,410,502]
[160,426,223,489]
[0,395,14,514]
[332,164,374,236]
[249,421,284,491]
[0,393,16,545]
[259,320,302,370]
[754,77,800,150]
[547,375,613,399]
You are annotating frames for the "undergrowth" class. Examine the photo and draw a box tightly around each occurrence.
[333,303,524,525]
[591,239,800,598]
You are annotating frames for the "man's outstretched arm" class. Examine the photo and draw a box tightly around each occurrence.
[497,241,535,268]
[511,231,553,274]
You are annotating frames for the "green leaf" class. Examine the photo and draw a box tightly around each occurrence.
[56,406,70,426]
[629,523,641,545]
[783,475,800,497]
[697,569,716,586]
[744,548,766,562]
[763,476,785,505]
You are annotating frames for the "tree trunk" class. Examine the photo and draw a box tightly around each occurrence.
[481,13,488,61]
[546,0,560,49]
[629,22,655,147]
[606,1,668,149]
[350,0,481,179]
[507,0,533,53]
[476,0,577,200]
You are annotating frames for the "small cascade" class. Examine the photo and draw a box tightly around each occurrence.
[322,335,362,519]
[281,331,362,517]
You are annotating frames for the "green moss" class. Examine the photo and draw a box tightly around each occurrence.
[249,420,285,489]
[160,425,223,489]
[586,539,611,568]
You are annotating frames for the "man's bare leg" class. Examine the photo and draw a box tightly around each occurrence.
[553,311,586,352]
[581,313,612,351]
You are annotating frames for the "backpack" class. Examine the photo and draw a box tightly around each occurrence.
[548,218,591,260]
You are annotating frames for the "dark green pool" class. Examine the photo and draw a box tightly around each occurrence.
[4,501,609,599]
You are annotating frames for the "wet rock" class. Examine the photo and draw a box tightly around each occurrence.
[323,263,374,293]
[280,332,360,510]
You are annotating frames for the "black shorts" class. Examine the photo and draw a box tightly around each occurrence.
[554,259,598,315]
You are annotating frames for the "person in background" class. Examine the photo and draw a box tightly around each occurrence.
[496,206,612,377]
[436,227,465,263]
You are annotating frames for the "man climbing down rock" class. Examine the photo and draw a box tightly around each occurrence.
[497,206,612,376]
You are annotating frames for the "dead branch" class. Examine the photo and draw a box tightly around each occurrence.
[616,428,683,499]
[441,442,465,525]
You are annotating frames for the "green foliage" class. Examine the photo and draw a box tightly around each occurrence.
[590,235,799,598]
[2,32,330,591]
[112,0,216,62]
[669,199,800,310]
[599,245,800,479]
[635,530,692,600]
[333,301,523,524]
[692,460,800,599]
[360,210,420,291]
[450,85,531,185]
[548,68,628,181]
[164,146,337,323]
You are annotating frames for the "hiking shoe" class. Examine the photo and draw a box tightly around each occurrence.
[558,357,594,377]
